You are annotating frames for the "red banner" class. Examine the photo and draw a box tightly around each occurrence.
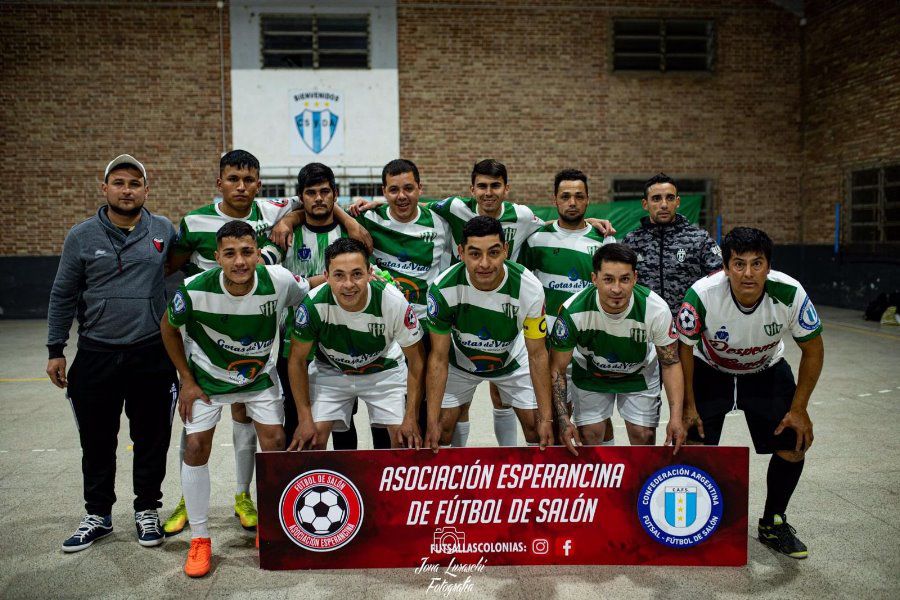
[257,446,748,570]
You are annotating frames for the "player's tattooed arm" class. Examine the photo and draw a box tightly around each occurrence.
[549,348,580,456]
[551,370,569,424]
[656,342,680,366]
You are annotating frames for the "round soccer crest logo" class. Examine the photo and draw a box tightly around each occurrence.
[637,465,723,548]
[279,469,364,552]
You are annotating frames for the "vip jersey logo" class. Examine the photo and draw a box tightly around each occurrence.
[503,227,517,245]
[630,327,647,343]
[502,303,519,319]
[279,469,363,552]
[259,300,277,316]
[764,321,783,336]
[368,323,386,337]
[420,231,437,243]
[637,465,723,548]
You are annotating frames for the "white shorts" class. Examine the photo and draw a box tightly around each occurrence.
[442,361,537,410]
[571,385,661,428]
[184,386,284,434]
[310,362,407,432]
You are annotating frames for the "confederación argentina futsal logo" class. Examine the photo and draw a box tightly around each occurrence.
[637,465,723,548]
[279,469,364,552]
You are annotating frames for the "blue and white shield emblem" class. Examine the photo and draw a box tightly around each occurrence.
[295,109,338,154]
[664,486,697,528]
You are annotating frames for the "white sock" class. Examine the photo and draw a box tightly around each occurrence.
[179,428,186,464]
[451,421,470,447]
[181,462,211,539]
[232,420,257,495]
[493,408,518,447]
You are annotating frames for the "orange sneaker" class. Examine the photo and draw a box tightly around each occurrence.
[184,537,212,577]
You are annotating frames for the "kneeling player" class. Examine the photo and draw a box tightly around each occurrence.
[160,221,309,577]
[549,244,686,455]
[677,227,823,559]
[424,216,554,450]
[287,238,425,450]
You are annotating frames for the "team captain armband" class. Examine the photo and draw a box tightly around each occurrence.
[523,315,548,339]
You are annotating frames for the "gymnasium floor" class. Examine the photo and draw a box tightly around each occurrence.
[0,305,897,599]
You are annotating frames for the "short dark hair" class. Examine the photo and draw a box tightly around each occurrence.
[461,216,505,246]
[324,237,369,270]
[381,159,420,186]
[643,172,677,199]
[722,227,773,265]
[220,150,260,176]
[104,163,143,183]
[298,162,337,195]
[554,169,589,196]
[593,243,638,272]
[471,159,508,185]
[216,220,257,245]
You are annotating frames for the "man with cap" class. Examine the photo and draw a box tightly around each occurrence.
[47,154,179,552]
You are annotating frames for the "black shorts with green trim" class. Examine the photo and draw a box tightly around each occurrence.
[687,358,798,454]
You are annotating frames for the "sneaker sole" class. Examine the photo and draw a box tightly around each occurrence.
[163,522,187,537]
[61,527,113,553]
[184,566,210,578]
[138,536,165,548]
[757,535,808,559]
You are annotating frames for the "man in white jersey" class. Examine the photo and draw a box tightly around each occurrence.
[160,220,310,577]
[677,227,824,559]
[287,238,426,450]
[520,169,617,445]
[424,216,554,451]
[549,244,686,455]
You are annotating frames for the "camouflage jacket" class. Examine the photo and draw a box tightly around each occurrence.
[622,214,722,315]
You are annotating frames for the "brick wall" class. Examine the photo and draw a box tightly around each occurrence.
[801,0,900,244]
[397,0,804,241]
[0,1,231,256]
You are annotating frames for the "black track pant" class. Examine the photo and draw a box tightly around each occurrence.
[66,341,177,516]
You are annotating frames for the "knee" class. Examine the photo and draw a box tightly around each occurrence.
[580,427,602,446]
[629,426,656,446]
[522,426,539,444]
[183,435,211,465]
[259,429,285,452]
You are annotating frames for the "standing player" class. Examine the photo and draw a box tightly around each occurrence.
[677,227,823,559]
[549,244,686,454]
[622,172,721,315]
[519,169,617,444]
[287,238,426,450]
[48,154,178,552]
[424,217,553,450]
[160,220,309,577]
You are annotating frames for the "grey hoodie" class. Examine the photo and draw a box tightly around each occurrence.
[47,205,176,355]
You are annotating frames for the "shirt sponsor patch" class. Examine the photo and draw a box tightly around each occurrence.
[553,317,569,342]
[404,305,419,330]
[798,296,820,331]
[296,304,310,328]
[676,303,701,336]
[427,292,439,319]
[172,291,186,315]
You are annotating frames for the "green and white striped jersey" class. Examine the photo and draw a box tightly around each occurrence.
[292,279,423,375]
[173,197,299,275]
[359,204,452,319]
[519,222,616,329]
[426,261,546,377]
[427,197,544,261]
[280,221,347,358]
[167,264,309,399]
[550,284,676,393]
[282,221,346,279]
[676,270,823,375]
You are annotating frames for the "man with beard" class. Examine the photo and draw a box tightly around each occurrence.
[48,155,179,552]
[519,169,617,445]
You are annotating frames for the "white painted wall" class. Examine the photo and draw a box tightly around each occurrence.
[230,1,398,172]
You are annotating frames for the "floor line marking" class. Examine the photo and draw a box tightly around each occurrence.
[858,393,872,397]
[878,389,891,393]
[0,377,49,383]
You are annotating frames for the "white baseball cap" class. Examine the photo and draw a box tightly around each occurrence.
[104,154,147,181]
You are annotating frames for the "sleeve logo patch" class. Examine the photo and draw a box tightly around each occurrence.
[172,291,186,315]
[669,320,679,339]
[427,292,439,319]
[266,198,289,208]
[404,305,419,330]
[676,303,701,336]
[296,304,310,328]
[553,317,569,342]
[798,297,820,331]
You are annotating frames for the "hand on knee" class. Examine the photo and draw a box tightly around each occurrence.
[776,449,805,463]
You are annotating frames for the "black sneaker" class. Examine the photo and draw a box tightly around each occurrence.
[758,514,808,559]
[62,514,113,553]
[135,509,164,547]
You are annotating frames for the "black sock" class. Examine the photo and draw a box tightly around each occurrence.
[763,454,805,523]
[331,421,359,450]
[371,426,392,450]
